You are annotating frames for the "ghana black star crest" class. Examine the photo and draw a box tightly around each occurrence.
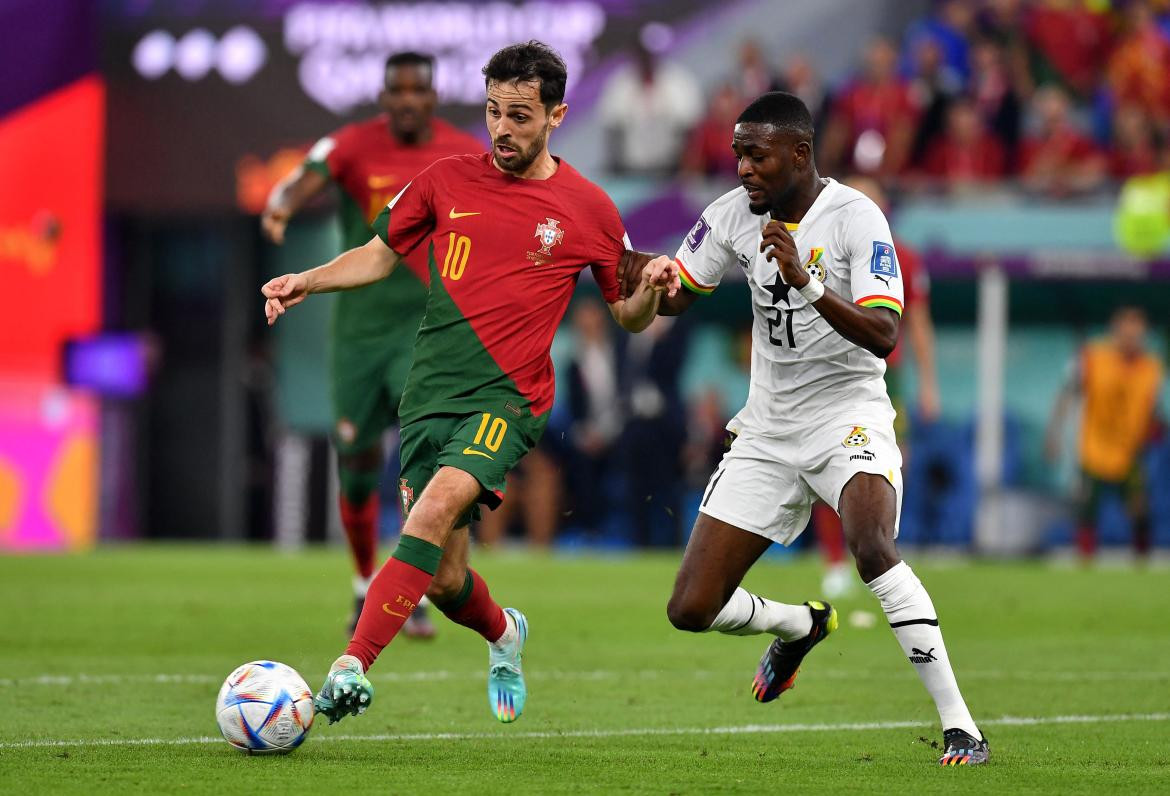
[764,274,792,306]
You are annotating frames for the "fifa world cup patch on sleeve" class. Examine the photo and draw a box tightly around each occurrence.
[686,216,711,252]
[870,242,897,278]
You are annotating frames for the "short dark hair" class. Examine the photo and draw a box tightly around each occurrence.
[736,92,814,140]
[385,51,434,83]
[482,40,568,109]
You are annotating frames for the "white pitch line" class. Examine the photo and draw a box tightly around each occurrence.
[1,668,1167,688]
[1,712,1167,751]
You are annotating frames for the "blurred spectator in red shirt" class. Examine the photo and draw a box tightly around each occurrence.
[822,37,920,177]
[680,83,742,177]
[1107,1,1170,127]
[969,38,1024,168]
[1019,85,1107,196]
[1109,104,1162,178]
[921,97,1008,187]
[1025,0,1112,100]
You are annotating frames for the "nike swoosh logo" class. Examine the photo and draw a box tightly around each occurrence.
[461,447,494,459]
[381,603,407,618]
[368,175,396,188]
[449,208,480,219]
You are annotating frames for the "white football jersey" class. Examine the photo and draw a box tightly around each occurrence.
[676,178,904,437]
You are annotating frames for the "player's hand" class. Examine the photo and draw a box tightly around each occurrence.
[760,220,807,288]
[618,249,655,299]
[642,255,680,298]
[261,273,310,326]
[261,208,290,245]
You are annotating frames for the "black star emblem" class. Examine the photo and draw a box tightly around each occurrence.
[764,275,792,306]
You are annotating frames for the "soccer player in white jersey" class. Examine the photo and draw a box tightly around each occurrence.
[619,92,988,766]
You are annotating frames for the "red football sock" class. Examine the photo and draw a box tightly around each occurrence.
[437,569,507,643]
[813,502,846,565]
[345,536,442,671]
[340,493,379,580]
[1076,525,1096,560]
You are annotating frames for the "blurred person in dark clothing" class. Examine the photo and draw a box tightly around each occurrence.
[969,38,1024,168]
[907,37,965,167]
[565,298,623,536]
[620,316,689,547]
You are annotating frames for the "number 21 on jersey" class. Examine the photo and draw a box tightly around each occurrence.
[442,232,471,280]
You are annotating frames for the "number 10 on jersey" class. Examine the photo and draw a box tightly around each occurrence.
[442,233,471,280]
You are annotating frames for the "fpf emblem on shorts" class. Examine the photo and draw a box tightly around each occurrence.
[843,426,870,447]
[528,217,565,264]
[399,478,415,514]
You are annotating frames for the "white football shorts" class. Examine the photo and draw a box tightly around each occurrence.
[698,416,903,546]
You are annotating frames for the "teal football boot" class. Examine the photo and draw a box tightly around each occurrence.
[488,608,528,723]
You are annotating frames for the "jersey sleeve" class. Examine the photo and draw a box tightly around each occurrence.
[845,203,905,316]
[587,200,629,305]
[303,132,345,180]
[370,166,436,255]
[673,203,736,296]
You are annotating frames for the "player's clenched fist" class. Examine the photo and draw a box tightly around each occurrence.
[261,273,310,326]
[642,255,681,298]
[760,220,808,289]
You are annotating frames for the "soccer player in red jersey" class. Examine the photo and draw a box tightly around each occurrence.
[261,53,482,639]
[262,41,679,725]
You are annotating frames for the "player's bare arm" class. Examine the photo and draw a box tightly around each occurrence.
[261,235,402,325]
[609,255,681,332]
[617,249,699,316]
[261,165,330,245]
[761,220,899,358]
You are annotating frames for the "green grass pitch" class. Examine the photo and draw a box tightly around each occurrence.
[1,546,1168,794]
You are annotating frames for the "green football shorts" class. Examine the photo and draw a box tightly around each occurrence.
[397,404,547,526]
[330,334,413,455]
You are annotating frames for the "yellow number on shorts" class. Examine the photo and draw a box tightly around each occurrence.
[442,232,471,280]
[472,412,508,452]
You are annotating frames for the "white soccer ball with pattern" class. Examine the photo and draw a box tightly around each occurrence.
[215,660,314,754]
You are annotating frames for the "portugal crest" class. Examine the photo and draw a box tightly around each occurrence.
[399,478,415,515]
[533,217,564,257]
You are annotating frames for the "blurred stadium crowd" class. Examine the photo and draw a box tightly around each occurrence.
[602,0,1170,195]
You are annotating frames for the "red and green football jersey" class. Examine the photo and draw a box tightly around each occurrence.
[304,115,483,341]
[372,153,628,427]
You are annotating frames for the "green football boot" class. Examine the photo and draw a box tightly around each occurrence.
[313,654,374,725]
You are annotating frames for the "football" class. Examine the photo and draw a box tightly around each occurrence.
[214,661,315,754]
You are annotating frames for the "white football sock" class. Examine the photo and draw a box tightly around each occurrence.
[707,587,813,640]
[418,594,432,609]
[353,574,373,598]
[867,561,980,738]
[490,610,518,650]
